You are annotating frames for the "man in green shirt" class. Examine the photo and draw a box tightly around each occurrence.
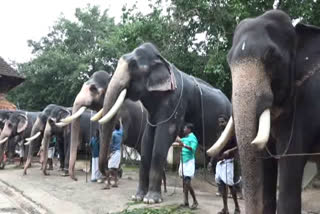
[174,123,198,209]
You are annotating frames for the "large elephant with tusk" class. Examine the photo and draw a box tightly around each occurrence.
[23,104,71,175]
[207,10,320,214]
[0,110,40,168]
[23,104,99,176]
[60,71,148,181]
[95,43,231,203]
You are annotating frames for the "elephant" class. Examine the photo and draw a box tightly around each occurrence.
[207,10,320,214]
[23,104,71,175]
[23,104,99,176]
[60,71,149,181]
[94,43,231,203]
[0,110,13,167]
[0,110,40,168]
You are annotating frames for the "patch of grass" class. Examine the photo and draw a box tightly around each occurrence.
[126,201,143,206]
[116,204,194,214]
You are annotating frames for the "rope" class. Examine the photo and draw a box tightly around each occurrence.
[146,71,184,127]
[263,87,300,159]
[134,102,146,151]
[191,76,217,187]
[262,152,320,159]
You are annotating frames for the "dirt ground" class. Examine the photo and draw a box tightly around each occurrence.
[0,160,319,214]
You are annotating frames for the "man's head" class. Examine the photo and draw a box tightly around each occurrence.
[183,123,194,135]
[115,122,120,131]
[218,117,227,128]
[95,129,99,138]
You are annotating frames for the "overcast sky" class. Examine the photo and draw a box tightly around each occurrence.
[0,0,152,63]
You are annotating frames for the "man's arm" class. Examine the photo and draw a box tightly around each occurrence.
[221,146,238,159]
[174,136,193,151]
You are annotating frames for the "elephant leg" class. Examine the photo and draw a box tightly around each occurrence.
[57,138,65,170]
[133,124,155,201]
[62,131,70,176]
[42,140,50,176]
[143,122,177,204]
[262,142,277,214]
[277,156,306,214]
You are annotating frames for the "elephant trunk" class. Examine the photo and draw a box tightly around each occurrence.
[69,102,83,180]
[231,61,273,214]
[41,121,51,175]
[99,57,130,176]
[0,122,12,144]
[23,117,42,175]
[0,142,5,168]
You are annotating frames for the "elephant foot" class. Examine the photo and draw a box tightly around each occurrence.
[143,191,162,204]
[132,190,146,202]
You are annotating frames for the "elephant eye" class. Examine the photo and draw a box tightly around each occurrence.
[89,85,98,93]
[7,123,12,128]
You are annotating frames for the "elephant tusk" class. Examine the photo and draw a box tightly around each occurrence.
[99,89,127,124]
[24,141,31,145]
[207,117,234,157]
[60,106,87,124]
[25,131,41,141]
[0,137,8,145]
[55,122,69,127]
[90,109,103,121]
[251,109,271,150]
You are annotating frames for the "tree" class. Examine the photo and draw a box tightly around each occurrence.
[8,5,117,110]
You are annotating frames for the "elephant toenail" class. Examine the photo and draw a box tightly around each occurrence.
[149,199,155,204]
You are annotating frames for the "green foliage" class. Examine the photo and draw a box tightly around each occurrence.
[117,204,193,214]
[8,5,117,110]
[7,1,320,110]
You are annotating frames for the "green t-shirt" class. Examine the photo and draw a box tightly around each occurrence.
[181,133,198,163]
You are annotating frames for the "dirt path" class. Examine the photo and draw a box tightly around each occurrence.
[0,161,319,213]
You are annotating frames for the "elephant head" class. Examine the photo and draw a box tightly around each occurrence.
[209,10,320,213]
[23,104,70,175]
[57,71,111,180]
[0,111,28,145]
[0,110,15,167]
[94,43,176,176]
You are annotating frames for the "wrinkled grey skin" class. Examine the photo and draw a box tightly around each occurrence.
[0,110,13,168]
[69,71,147,181]
[0,110,40,168]
[23,104,72,175]
[227,10,320,214]
[99,43,231,203]
[23,104,99,176]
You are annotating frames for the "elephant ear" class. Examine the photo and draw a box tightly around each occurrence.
[295,23,320,72]
[58,109,71,122]
[146,55,177,92]
[17,115,28,133]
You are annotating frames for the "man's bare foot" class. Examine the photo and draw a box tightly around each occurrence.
[234,207,240,214]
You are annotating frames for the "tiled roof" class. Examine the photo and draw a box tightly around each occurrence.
[0,57,24,79]
[0,57,25,92]
[0,97,16,110]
